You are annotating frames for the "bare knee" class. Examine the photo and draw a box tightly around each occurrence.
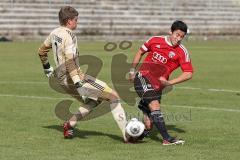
[143,115,153,130]
[108,89,120,102]
[148,100,160,111]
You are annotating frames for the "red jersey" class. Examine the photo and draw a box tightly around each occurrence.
[138,36,193,90]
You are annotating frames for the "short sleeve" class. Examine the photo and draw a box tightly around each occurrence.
[140,37,154,52]
[179,45,193,72]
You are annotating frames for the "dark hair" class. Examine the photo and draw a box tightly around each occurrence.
[171,20,188,34]
[58,6,79,26]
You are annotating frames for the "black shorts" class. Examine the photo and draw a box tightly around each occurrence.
[134,72,162,114]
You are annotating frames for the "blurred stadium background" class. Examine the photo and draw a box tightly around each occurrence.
[1,0,240,40]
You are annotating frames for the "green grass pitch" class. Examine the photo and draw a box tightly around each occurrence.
[0,40,239,160]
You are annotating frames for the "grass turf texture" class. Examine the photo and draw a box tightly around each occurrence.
[0,40,240,160]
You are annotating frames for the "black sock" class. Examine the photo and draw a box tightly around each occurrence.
[138,129,150,140]
[150,110,170,140]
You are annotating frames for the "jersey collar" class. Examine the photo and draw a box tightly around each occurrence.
[165,36,173,47]
[60,26,72,32]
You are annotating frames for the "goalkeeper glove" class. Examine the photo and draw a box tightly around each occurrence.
[43,62,54,78]
[74,80,90,103]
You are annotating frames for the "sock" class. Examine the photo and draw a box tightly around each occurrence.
[69,100,98,127]
[110,100,127,140]
[138,129,150,140]
[150,110,170,140]
[69,107,91,127]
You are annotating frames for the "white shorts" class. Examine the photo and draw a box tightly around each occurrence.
[53,74,112,102]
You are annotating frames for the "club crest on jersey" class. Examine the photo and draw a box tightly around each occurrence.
[168,51,175,58]
[155,45,161,49]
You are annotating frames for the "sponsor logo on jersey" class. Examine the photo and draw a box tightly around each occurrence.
[155,44,161,49]
[152,52,167,64]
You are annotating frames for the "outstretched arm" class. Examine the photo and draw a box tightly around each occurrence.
[131,49,145,69]
[159,72,193,86]
[129,49,145,81]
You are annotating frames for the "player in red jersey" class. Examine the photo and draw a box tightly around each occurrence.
[129,20,193,145]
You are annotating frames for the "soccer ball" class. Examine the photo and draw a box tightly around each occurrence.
[125,118,145,138]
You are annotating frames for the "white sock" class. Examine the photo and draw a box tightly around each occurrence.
[69,107,91,127]
[110,100,127,141]
[69,100,98,127]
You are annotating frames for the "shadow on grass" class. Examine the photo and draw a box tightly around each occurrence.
[43,125,124,142]
[148,125,186,142]
[43,124,185,143]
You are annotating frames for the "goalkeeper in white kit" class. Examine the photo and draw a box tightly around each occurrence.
[37,6,129,142]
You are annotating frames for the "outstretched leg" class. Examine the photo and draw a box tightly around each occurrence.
[104,87,128,142]
[63,99,100,138]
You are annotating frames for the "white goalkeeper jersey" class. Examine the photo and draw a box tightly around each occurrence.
[39,26,109,101]
[43,26,83,83]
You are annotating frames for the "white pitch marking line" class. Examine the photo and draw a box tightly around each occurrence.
[175,86,201,90]
[176,86,240,93]
[1,81,240,94]
[0,94,67,100]
[0,93,240,113]
[0,81,47,84]
[163,104,240,113]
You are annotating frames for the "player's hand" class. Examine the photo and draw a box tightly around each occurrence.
[44,66,54,78]
[159,76,171,87]
[75,81,90,103]
[128,68,136,82]
[128,72,135,82]
[81,95,90,103]
[159,76,174,94]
